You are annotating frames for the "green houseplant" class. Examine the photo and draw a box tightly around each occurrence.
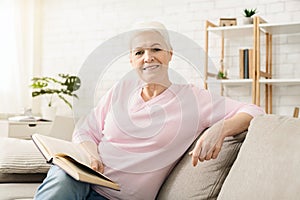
[217,70,228,79]
[30,73,81,109]
[243,8,257,18]
[243,8,257,24]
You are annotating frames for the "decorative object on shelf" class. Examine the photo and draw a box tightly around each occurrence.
[219,18,237,27]
[217,59,228,80]
[242,8,257,24]
[30,74,81,120]
[217,70,228,79]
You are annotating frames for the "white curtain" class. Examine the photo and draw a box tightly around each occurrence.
[0,0,38,114]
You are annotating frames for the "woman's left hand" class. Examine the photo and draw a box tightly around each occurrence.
[189,120,225,166]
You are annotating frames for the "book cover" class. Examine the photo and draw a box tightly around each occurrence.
[31,133,120,191]
[244,49,249,79]
[239,49,245,79]
[248,49,254,79]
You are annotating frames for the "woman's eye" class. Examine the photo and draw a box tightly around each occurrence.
[135,51,143,56]
[152,48,162,52]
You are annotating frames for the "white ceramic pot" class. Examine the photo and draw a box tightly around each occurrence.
[243,17,253,25]
[41,106,57,121]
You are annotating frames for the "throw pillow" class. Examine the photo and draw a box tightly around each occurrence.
[156,131,247,200]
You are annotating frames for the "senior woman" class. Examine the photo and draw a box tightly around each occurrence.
[34,22,264,200]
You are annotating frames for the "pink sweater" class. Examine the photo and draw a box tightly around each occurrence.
[73,80,264,200]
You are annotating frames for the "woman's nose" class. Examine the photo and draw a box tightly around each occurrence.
[143,50,154,63]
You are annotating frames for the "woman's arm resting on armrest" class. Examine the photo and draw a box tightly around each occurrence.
[189,112,253,166]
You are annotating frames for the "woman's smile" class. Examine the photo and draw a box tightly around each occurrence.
[142,64,160,71]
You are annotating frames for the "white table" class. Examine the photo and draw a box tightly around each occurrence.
[0,120,53,139]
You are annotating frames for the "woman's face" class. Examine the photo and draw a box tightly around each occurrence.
[130,31,173,85]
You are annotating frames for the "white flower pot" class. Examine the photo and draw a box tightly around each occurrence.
[243,17,253,25]
[41,107,57,121]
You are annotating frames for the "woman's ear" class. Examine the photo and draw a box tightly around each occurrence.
[168,50,173,62]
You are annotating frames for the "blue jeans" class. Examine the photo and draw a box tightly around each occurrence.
[34,165,108,200]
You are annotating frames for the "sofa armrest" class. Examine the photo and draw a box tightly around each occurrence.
[218,114,300,200]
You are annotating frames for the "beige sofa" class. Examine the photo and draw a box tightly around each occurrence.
[1,115,299,199]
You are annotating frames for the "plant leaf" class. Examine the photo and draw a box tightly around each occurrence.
[58,94,72,109]
[30,74,80,109]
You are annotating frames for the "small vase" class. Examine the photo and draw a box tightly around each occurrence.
[41,106,57,121]
[243,17,253,25]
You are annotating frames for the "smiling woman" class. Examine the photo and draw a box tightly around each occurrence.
[129,22,173,101]
[0,0,39,114]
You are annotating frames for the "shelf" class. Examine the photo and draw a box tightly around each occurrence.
[207,79,253,85]
[207,24,254,37]
[259,79,300,85]
[259,21,300,35]
[205,17,300,114]
[207,21,300,37]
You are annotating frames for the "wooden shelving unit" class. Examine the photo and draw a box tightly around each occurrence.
[204,17,300,114]
[255,17,300,113]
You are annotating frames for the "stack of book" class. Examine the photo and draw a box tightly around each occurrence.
[239,48,254,79]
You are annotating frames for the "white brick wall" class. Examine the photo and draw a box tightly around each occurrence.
[39,0,300,116]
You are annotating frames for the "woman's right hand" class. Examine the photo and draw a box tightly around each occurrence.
[90,157,105,173]
[79,141,105,173]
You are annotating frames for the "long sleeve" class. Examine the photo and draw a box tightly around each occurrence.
[72,87,114,145]
[194,87,265,128]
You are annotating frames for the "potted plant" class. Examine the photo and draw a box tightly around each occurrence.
[243,8,257,24]
[217,70,228,79]
[30,73,81,120]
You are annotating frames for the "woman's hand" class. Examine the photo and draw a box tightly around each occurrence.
[189,113,254,167]
[90,156,105,173]
[79,141,104,173]
[189,120,225,166]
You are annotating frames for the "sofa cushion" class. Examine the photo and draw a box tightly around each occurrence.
[157,131,247,200]
[218,115,300,200]
[0,137,49,182]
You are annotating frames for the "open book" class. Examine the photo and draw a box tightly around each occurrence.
[31,133,120,191]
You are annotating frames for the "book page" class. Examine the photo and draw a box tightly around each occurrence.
[31,134,53,162]
[32,134,90,166]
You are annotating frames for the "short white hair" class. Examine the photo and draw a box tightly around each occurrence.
[129,21,172,50]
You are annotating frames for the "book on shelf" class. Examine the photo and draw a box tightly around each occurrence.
[31,133,120,191]
[239,49,244,79]
[244,49,249,78]
[239,48,254,79]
